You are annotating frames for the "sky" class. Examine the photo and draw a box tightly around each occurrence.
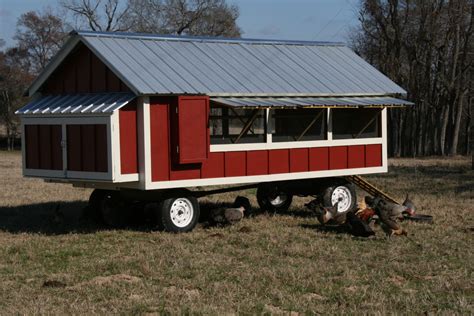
[0,0,360,47]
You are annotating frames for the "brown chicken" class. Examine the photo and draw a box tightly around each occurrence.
[402,194,416,216]
[209,196,250,226]
[367,197,408,237]
[311,202,346,225]
[356,208,376,222]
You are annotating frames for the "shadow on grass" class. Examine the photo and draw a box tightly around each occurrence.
[0,201,153,235]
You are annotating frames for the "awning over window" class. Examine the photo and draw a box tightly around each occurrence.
[16,93,135,116]
[210,96,413,109]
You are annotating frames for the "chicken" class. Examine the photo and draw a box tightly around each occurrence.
[345,211,375,237]
[368,197,408,238]
[209,196,250,226]
[402,194,416,216]
[365,196,406,220]
[356,207,376,222]
[308,202,345,225]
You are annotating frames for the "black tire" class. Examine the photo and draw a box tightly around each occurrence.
[256,183,293,213]
[321,181,357,213]
[156,196,200,232]
[88,189,126,227]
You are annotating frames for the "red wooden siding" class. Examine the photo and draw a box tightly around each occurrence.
[365,144,382,167]
[25,125,62,170]
[269,149,290,174]
[41,43,130,94]
[225,152,246,177]
[66,124,108,173]
[309,147,329,171]
[202,152,225,178]
[148,96,383,183]
[176,96,209,164]
[348,145,365,169]
[119,102,138,174]
[247,151,268,175]
[290,148,309,172]
[329,146,348,170]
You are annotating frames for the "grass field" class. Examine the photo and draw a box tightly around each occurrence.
[0,151,472,314]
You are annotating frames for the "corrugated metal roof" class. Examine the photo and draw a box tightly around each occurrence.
[16,93,135,116]
[211,96,414,108]
[67,31,407,97]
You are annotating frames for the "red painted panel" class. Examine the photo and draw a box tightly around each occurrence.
[41,43,130,94]
[50,125,63,170]
[38,125,52,170]
[365,144,382,167]
[150,103,170,181]
[119,103,138,174]
[348,145,365,169]
[290,148,309,172]
[269,149,290,174]
[177,96,209,164]
[67,125,82,171]
[76,46,91,93]
[91,54,107,92]
[202,152,225,178]
[247,150,268,175]
[170,164,201,180]
[309,147,329,171]
[106,69,121,92]
[329,146,348,170]
[63,57,77,93]
[81,125,96,172]
[25,125,39,169]
[95,124,108,172]
[225,152,246,177]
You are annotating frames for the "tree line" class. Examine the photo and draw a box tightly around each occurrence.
[1,0,472,157]
[351,0,473,157]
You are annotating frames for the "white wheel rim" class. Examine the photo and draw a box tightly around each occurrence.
[331,186,352,213]
[170,198,194,228]
[269,194,287,206]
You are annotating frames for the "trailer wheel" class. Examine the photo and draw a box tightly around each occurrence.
[99,191,127,228]
[321,182,357,213]
[256,183,293,213]
[157,196,200,232]
[88,189,126,227]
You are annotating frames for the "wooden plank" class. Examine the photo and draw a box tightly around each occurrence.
[25,125,40,169]
[269,149,289,174]
[50,125,63,170]
[290,148,309,172]
[246,150,268,175]
[38,125,52,170]
[67,125,82,171]
[150,102,170,181]
[119,103,138,174]
[309,147,329,171]
[81,125,96,172]
[95,124,108,172]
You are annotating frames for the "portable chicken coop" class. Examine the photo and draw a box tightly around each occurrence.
[16,30,413,231]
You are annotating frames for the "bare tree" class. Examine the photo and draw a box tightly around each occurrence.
[60,0,132,32]
[115,0,241,36]
[14,10,66,74]
[351,0,473,157]
[0,48,34,150]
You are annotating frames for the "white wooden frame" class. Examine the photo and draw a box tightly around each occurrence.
[210,108,384,152]
[136,107,388,190]
[20,114,137,183]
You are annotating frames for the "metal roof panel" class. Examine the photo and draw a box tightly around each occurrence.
[16,93,136,116]
[211,96,414,108]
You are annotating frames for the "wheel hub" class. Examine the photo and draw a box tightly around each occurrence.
[331,186,352,213]
[170,198,194,228]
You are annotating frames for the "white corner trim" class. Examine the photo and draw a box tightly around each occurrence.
[137,96,152,189]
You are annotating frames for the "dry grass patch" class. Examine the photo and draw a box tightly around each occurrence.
[0,151,472,314]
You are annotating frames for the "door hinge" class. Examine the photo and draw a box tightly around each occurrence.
[176,145,179,153]
[61,139,67,148]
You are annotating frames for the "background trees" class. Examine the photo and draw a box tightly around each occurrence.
[0,0,471,156]
[351,0,473,157]
[0,0,241,150]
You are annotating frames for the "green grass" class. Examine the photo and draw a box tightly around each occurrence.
[0,152,472,314]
